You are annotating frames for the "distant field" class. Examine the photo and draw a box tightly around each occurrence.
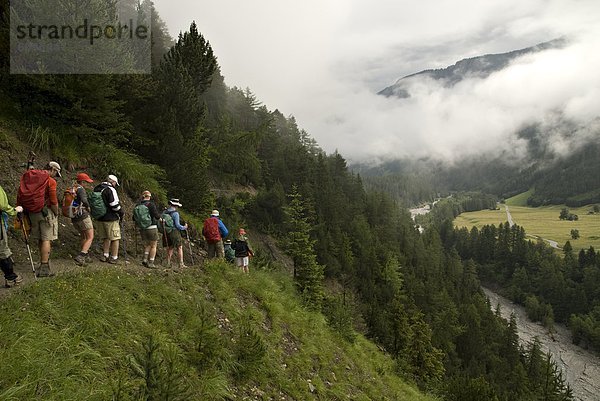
[454,204,600,251]
[505,189,534,207]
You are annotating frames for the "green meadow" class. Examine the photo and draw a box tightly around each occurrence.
[454,202,600,251]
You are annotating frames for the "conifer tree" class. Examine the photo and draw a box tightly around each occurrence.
[283,185,325,311]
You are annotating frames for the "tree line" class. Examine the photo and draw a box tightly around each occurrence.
[444,220,600,352]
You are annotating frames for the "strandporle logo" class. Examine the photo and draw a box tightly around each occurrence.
[15,19,149,45]
[10,0,152,74]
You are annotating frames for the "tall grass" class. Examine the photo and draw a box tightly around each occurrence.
[0,263,435,401]
[83,143,168,204]
[27,124,56,152]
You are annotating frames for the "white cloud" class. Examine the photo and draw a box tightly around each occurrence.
[152,0,600,163]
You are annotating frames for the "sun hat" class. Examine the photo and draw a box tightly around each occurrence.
[76,172,93,183]
[107,174,119,186]
[169,198,183,207]
[48,161,62,177]
[211,209,219,217]
[141,190,151,198]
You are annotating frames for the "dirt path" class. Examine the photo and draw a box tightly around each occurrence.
[483,287,600,401]
[505,204,515,227]
[504,205,561,249]
[0,253,199,299]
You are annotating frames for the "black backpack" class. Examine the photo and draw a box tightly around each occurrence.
[232,239,249,257]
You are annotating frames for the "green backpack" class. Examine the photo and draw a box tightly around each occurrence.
[158,210,175,233]
[133,201,152,229]
[88,188,107,219]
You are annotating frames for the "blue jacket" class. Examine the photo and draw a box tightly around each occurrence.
[166,207,187,231]
[217,218,228,237]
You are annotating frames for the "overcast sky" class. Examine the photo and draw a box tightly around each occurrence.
[152,0,600,163]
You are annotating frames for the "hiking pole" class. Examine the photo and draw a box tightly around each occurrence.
[161,218,170,267]
[18,214,36,279]
[120,219,129,263]
[185,229,194,265]
[134,227,138,258]
[25,151,36,170]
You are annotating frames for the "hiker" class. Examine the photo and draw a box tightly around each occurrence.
[92,175,124,264]
[0,185,23,287]
[133,190,161,269]
[202,209,228,258]
[232,228,254,273]
[224,239,235,264]
[70,173,95,266]
[17,161,61,277]
[160,198,188,268]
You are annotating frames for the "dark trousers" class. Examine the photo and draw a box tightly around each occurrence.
[0,257,17,281]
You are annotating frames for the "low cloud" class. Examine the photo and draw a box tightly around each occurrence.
[153,0,600,164]
[298,30,600,164]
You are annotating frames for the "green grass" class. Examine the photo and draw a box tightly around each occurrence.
[505,189,534,206]
[455,204,600,251]
[0,263,435,401]
[454,207,508,229]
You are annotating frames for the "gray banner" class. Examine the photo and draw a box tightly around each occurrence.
[10,0,152,74]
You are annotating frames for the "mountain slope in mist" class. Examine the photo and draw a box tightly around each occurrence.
[354,141,600,207]
[365,37,600,207]
[378,38,566,98]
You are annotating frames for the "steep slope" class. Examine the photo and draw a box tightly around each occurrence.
[0,262,435,401]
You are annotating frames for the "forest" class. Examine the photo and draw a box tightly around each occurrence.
[355,142,600,209]
[0,1,577,399]
[444,220,600,353]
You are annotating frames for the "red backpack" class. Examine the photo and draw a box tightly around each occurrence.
[203,217,221,243]
[18,170,49,213]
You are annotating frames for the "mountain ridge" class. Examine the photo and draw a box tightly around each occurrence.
[378,37,567,98]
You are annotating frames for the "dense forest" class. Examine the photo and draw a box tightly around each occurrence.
[444,220,600,353]
[414,193,498,228]
[0,1,576,399]
[354,141,600,208]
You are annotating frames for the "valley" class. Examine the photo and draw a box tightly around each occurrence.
[484,287,600,401]
[454,203,600,252]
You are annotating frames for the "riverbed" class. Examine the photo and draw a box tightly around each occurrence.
[483,288,600,401]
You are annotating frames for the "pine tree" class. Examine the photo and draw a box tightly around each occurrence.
[283,185,325,311]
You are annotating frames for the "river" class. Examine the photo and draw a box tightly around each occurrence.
[483,288,600,401]
[410,203,597,399]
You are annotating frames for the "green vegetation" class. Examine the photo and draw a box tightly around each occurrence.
[0,263,433,401]
[455,205,600,251]
[453,208,507,228]
[505,188,534,207]
[416,192,497,227]
[0,1,576,398]
[448,221,600,355]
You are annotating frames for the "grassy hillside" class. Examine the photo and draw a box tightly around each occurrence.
[0,261,435,401]
[504,188,534,206]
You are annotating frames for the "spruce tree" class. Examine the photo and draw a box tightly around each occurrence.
[283,185,324,311]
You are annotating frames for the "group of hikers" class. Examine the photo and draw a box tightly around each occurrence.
[1,159,254,288]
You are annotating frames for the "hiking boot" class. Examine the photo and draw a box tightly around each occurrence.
[4,274,23,288]
[146,262,157,269]
[108,258,119,265]
[141,260,148,267]
[99,255,109,263]
[36,263,55,278]
[74,254,86,266]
